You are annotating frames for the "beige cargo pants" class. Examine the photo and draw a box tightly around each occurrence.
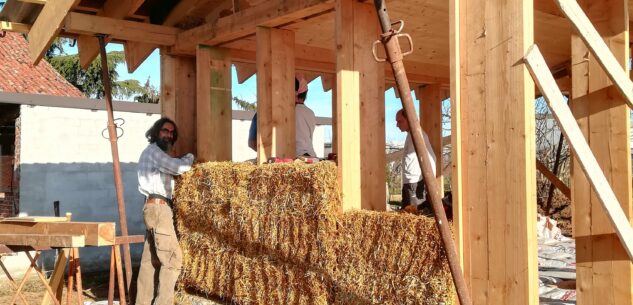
[135,204,182,305]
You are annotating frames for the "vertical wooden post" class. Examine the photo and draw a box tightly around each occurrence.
[160,50,196,156]
[417,84,444,193]
[336,0,385,211]
[570,1,633,304]
[450,0,467,279]
[331,76,338,155]
[196,45,232,162]
[451,0,537,304]
[256,27,296,164]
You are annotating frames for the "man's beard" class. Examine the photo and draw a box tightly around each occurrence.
[156,138,173,152]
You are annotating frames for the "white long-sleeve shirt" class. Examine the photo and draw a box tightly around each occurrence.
[402,131,437,184]
[295,103,317,157]
[137,143,194,199]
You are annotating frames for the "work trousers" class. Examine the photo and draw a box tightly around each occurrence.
[135,204,182,305]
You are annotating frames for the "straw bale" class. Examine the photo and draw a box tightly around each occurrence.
[174,162,454,305]
[334,211,455,305]
[179,231,334,305]
[174,161,340,271]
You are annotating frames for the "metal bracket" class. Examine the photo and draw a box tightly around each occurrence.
[371,20,413,62]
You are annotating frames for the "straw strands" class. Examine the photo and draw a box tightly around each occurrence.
[174,161,454,305]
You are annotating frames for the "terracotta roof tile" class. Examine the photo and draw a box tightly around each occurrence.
[0,32,84,97]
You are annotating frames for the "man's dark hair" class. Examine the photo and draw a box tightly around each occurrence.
[146,117,178,143]
[295,77,308,101]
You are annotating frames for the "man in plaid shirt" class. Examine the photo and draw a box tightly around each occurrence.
[136,117,194,305]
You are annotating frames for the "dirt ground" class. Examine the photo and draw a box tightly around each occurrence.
[0,272,228,305]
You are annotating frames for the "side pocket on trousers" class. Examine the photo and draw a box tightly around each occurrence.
[153,229,182,270]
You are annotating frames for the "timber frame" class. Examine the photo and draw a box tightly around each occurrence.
[1,0,632,304]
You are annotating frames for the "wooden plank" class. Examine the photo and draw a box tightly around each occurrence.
[124,42,156,74]
[234,62,257,84]
[450,0,466,281]
[196,45,232,162]
[0,222,114,246]
[114,235,144,245]
[0,21,31,33]
[458,0,538,303]
[1,216,68,222]
[566,1,633,303]
[64,13,179,46]
[524,45,633,261]
[255,27,295,163]
[355,2,385,211]
[41,248,69,305]
[75,0,145,69]
[174,0,335,53]
[27,0,80,65]
[330,74,337,155]
[159,51,197,156]
[555,0,633,109]
[124,0,208,73]
[335,0,360,211]
[417,84,444,194]
[160,49,177,120]
[0,234,85,248]
[17,0,46,4]
[535,159,571,199]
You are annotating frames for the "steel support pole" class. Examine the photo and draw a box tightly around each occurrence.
[97,35,133,297]
[373,1,472,304]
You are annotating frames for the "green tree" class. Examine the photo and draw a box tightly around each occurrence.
[134,78,160,104]
[233,97,256,111]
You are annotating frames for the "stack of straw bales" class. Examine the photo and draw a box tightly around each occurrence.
[174,161,454,305]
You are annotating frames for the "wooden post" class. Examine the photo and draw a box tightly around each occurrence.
[160,50,197,157]
[256,27,296,164]
[451,0,537,303]
[417,84,444,193]
[335,0,385,211]
[450,0,466,278]
[196,45,232,162]
[570,1,633,304]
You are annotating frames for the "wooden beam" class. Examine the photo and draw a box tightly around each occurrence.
[174,0,335,53]
[555,0,633,109]
[417,84,444,194]
[196,45,232,162]
[535,159,571,199]
[566,0,633,303]
[16,0,46,4]
[456,0,537,303]
[75,0,143,69]
[160,51,197,157]
[448,0,464,266]
[0,234,85,248]
[124,0,207,73]
[64,13,179,46]
[234,62,257,84]
[335,0,384,211]
[256,27,296,163]
[27,0,80,65]
[0,21,31,33]
[41,248,69,305]
[0,222,114,246]
[526,43,633,262]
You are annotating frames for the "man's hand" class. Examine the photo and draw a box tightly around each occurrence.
[402,204,418,214]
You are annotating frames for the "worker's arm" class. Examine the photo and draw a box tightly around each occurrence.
[152,148,194,175]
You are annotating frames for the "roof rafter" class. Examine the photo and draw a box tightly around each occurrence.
[173,0,335,53]
[27,0,80,65]
[75,0,143,69]
[64,13,180,46]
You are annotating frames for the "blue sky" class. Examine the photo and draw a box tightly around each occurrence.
[65,42,424,145]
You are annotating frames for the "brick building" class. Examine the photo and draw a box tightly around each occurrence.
[0,32,83,217]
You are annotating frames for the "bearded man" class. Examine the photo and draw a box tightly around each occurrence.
[136,117,194,305]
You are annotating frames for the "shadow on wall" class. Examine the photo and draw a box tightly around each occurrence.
[18,162,147,272]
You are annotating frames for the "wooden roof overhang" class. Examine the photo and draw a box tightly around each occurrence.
[0,0,587,92]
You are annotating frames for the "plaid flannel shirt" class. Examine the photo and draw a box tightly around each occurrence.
[137,143,194,200]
